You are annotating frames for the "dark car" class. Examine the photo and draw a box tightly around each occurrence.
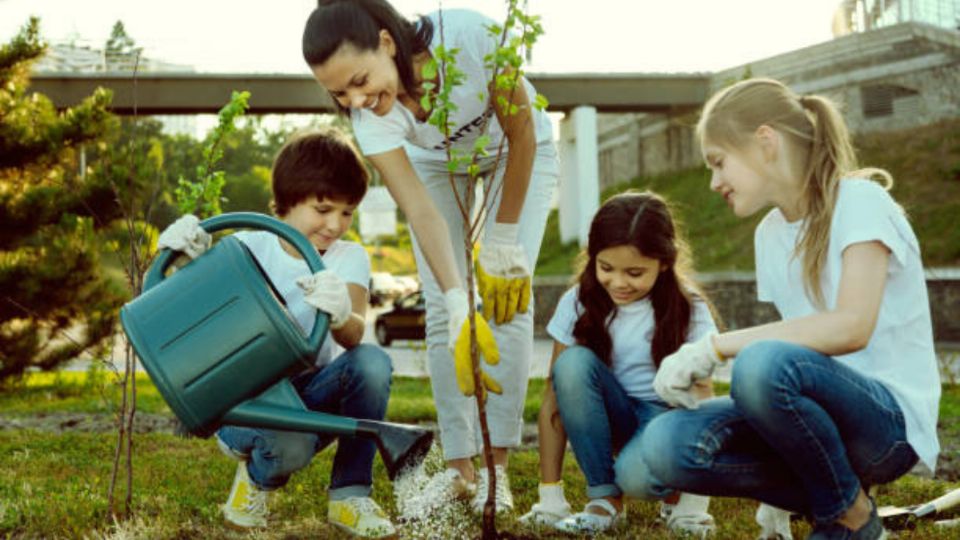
[374,290,425,346]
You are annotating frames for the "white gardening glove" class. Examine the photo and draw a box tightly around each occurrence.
[477,222,530,325]
[445,288,470,352]
[297,270,352,329]
[653,332,724,409]
[157,214,211,259]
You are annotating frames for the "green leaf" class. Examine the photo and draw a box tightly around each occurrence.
[533,93,549,110]
[421,59,437,80]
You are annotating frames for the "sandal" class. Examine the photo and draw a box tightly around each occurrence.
[552,498,625,534]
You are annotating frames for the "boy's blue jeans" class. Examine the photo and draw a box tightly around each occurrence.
[217,343,392,500]
[615,341,918,525]
[552,346,670,500]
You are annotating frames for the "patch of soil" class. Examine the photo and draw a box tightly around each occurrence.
[0,412,179,434]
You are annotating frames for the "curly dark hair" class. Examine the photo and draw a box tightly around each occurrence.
[572,191,717,368]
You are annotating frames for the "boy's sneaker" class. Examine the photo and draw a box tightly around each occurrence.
[471,465,514,514]
[756,503,794,539]
[552,498,625,534]
[328,496,396,538]
[807,498,887,540]
[223,462,269,529]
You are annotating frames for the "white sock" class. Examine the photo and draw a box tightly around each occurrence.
[538,482,569,510]
[673,492,711,516]
[756,503,793,539]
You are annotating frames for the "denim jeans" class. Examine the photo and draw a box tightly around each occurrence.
[552,346,670,500]
[615,341,917,525]
[217,344,392,500]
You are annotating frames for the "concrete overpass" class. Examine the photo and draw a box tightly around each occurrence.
[29,71,711,245]
[29,71,710,115]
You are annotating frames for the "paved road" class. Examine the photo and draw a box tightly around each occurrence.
[67,305,559,379]
[68,305,740,383]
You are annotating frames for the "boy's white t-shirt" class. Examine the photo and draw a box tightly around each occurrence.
[754,178,940,471]
[547,286,718,401]
[349,8,553,162]
[234,230,371,368]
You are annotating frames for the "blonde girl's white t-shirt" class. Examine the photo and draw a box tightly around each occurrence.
[349,8,553,162]
[546,286,718,401]
[753,178,940,472]
[234,231,371,368]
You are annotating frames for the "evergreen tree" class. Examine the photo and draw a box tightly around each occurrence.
[104,20,139,71]
[0,18,124,381]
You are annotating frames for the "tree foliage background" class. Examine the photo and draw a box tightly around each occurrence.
[0,18,125,380]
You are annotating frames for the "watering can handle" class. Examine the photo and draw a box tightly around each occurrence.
[144,212,328,352]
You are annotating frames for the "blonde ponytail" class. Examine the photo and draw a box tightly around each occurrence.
[698,79,894,308]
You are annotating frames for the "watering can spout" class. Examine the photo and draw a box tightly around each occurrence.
[357,419,434,480]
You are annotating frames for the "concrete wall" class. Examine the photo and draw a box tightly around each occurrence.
[532,272,960,346]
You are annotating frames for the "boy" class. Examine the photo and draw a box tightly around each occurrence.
[211,129,394,537]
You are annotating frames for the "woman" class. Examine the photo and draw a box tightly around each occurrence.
[303,0,559,513]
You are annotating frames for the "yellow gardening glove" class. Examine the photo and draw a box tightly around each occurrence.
[477,222,531,325]
[445,288,502,400]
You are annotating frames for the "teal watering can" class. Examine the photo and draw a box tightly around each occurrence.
[120,212,432,479]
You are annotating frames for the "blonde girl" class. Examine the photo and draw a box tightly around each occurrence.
[615,78,940,540]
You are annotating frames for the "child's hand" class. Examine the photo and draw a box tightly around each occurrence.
[445,288,502,400]
[157,214,211,258]
[654,333,724,409]
[477,223,530,325]
[298,270,352,329]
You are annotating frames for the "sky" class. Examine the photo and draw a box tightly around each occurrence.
[0,0,845,75]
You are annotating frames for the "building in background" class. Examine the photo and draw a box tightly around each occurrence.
[595,1,960,191]
[833,0,960,34]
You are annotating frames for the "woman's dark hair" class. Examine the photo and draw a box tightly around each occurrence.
[302,0,433,108]
[572,191,716,368]
[271,128,369,216]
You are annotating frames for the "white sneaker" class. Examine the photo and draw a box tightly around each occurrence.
[471,465,514,514]
[667,493,715,538]
[756,503,794,540]
[552,498,625,534]
[328,496,396,538]
[222,462,269,529]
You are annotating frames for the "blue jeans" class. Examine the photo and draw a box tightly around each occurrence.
[217,344,392,500]
[615,341,917,525]
[552,346,670,500]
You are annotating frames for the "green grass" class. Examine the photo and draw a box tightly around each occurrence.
[1,372,958,538]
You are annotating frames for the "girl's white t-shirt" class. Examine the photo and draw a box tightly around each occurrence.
[350,8,553,162]
[754,178,940,472]
[234,230,371,368]
[546,286,718,401]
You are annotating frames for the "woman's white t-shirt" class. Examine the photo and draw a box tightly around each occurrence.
[234,230,371,368]
[350,8,553,162]
[546,286,718,401]
[753,179,940,472]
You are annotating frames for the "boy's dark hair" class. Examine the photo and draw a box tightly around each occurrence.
[573,191,719,368]
[271,128,369,216]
